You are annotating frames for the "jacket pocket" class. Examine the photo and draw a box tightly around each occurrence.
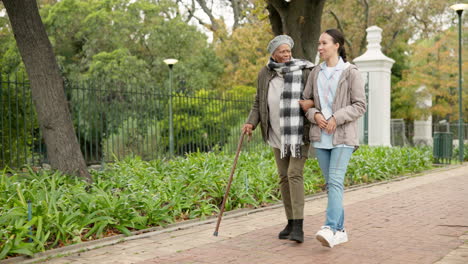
[309,125,321,142]
[335,126,345,143]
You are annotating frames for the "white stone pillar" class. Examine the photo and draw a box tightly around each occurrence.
[354,26,395,146]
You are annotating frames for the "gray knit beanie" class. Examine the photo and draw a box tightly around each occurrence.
[267,35,294,55]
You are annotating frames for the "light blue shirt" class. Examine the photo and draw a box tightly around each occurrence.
[313,57,354,149]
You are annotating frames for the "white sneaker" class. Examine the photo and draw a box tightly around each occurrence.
[334,229,348,246]
[315,226,334,248]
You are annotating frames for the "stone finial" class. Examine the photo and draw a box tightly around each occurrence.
[354,25,394,64]
[366,26,383,52]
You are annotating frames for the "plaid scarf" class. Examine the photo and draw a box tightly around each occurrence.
[267,57,314,158]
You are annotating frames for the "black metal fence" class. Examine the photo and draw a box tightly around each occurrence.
[1,73,263,169]
[390,119,468,146]
[5,73,465,169]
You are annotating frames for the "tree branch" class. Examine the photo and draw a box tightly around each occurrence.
[230,0,241,30]
[383,29,399,53]
[266,0,286,35]
[410,12,429,38]
[266,4,281,35]
[358,0,369,55]
[359,0,369,25]
[183,0,196,23]
[329,10,353,55]
[190,13,210,29]
[269,0,288,14]
[195,0,219,32]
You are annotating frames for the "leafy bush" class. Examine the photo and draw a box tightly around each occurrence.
[453,143,468,161]
[346,145,433,184]
[0,146,432,259]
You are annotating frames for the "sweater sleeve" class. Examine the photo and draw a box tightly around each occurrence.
[303,69,320,124]
[245,70,263,129]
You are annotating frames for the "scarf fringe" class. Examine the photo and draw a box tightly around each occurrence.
[280,144,302,159]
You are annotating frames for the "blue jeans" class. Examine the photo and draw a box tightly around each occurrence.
[315,147,354,232]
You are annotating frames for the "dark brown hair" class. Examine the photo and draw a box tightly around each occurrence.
[324,29,347,62]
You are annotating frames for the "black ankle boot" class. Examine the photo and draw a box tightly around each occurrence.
[289,219,304,243]
[278,219,293,239]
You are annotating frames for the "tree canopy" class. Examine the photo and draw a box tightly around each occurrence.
[1,0,466,156]
[395,28,468,122]
[1,0,225,93]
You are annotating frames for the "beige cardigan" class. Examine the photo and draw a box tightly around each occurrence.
[303,63,367,146]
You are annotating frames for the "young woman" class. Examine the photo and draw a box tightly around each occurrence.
[299,29,366,248]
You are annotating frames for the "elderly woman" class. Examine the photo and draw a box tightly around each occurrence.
[242,35,314,243]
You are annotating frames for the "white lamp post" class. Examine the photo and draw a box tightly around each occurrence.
[450,3,468,163]
[163,58,178,156]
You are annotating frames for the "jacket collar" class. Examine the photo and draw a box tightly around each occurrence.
[318,57,349,71]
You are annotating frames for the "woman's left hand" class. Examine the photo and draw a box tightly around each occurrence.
[325,116,337,134]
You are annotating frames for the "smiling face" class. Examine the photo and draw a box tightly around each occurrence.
[318,33,339,62]
[272,44,292,63]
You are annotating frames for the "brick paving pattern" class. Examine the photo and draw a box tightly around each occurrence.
[146,167,468,264]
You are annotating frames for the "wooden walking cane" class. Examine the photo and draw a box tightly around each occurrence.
[213,132,246,236]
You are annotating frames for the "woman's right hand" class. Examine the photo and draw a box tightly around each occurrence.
[314,113,328,129]
[242,124,253,135]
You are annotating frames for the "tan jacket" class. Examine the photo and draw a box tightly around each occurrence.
[303,64,366,146]
[246,66,312,145]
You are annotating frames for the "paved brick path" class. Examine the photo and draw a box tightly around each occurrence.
[42,165,468,264]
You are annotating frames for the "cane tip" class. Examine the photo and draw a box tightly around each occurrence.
[213,231,218,237]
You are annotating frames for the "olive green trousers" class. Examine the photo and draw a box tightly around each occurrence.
[272,145,308,220]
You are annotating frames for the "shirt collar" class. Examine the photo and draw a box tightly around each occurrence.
[320,57,345,71]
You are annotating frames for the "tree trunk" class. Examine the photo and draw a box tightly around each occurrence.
[2,0,92,183]
[266,0,326,61]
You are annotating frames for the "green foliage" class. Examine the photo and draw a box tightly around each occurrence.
[24,0,226,162]
[101,117,160,161]
[453,144,468,161]
[153,89,254,156]
[65,48,156,162]
[1,0,226,164]
[85,48,152,85]
[225,85,256,101]
[396,28,468,122]
[0,145,432,259]
[214,21,272,89]
[0,11,24,74]
[346,145,433,184]
[95,88,255,161]
[36,0,224,92]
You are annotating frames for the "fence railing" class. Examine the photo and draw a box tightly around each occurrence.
[1,74,263,169]
[390,119,468,146]
[4,73,466,168]
[0,73,43,169]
